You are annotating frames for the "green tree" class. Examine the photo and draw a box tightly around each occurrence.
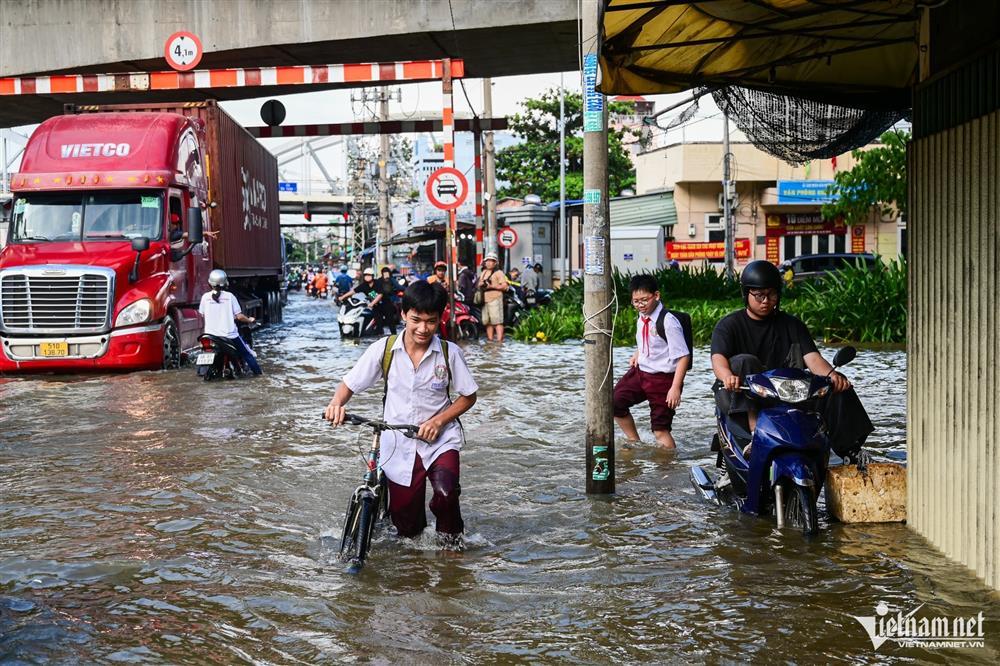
[497,89,636,202]
[822,129,909,224]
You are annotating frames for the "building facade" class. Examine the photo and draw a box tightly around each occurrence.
[634,141,906,268]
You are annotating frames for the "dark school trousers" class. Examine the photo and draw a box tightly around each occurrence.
[387,449,463,537]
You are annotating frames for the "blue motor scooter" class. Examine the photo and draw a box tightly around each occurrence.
[690,346,857,535]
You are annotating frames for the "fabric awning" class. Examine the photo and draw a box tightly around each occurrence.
[599,0,918,109]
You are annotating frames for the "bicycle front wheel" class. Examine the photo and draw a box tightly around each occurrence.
[352,494,377,569]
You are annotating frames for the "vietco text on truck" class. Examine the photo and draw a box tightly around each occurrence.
[0,101,285,373]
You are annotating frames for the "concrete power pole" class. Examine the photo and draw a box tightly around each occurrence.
[483,77,497,255]
[582,0,614,495]
[559,73,567,284]
[722,113,735,280]
[378,93,391,267]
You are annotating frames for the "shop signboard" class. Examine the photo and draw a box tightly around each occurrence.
[765,213,846,237]
[777,180,836,205]
[851,225,866,253]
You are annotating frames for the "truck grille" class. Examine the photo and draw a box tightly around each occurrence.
[0,268,114,334]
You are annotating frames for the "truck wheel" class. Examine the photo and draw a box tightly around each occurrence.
[162,320,181,370]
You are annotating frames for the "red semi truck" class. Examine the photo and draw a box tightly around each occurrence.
[0,101,283,373]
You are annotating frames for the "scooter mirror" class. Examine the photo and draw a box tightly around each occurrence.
[832,346,857,368]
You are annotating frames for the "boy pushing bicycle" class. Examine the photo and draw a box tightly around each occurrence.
[324,280,478,545]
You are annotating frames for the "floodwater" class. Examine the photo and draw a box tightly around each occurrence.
[1,294,998,664]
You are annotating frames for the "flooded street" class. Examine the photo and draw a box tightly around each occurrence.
[2,294,998,664]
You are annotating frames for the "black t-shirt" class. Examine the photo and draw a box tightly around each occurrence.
[373,277,395,298]
[711,309,818,369]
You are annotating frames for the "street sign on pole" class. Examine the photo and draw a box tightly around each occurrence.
[425,166,468,211]
[497,226,518,249]
[164,32,203,72]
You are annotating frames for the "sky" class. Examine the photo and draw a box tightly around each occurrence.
[217,70,733,193]
[1,70,732,192]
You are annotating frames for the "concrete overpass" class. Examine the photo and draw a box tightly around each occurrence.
[0,0,578,125]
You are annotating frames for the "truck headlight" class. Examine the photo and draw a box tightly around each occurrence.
[115,299,152,327]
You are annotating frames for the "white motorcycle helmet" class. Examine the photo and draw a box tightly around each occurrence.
[208,269,229,289]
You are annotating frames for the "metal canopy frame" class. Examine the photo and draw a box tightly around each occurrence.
[599,0,919,107]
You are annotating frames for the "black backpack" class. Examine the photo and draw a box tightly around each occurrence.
[655,308,694,361]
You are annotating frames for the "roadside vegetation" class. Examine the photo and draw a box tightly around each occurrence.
[512,260,907,346]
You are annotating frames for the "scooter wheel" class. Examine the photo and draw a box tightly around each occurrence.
[459,321,479,340]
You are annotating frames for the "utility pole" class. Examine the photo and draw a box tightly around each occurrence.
[559,72,567,285]
[483,77,497,255]
[722,113,735,280]
[582,0,614,495]
[378,92,391,267]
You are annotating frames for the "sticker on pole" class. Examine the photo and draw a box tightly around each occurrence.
[164,32,203,72]
[425,167,468,211]
[497,227,518,249]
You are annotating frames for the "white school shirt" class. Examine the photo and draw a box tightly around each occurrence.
[199,290,240,338]
[635,302,689,374]
[342,333,479,486]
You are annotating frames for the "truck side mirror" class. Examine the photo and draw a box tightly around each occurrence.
[187,208,204,244]
[129,236,149,283]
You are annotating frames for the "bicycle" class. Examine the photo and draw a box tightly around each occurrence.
[333,412,420,574]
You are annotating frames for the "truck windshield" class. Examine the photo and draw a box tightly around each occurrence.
[9,191,163,242]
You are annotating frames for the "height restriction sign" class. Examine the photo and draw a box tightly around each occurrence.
[164,32,203,72]
[425,167,468,211]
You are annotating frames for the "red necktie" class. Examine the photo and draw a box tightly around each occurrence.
[641,316,651,356]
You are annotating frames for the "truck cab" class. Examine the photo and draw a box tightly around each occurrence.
[0,112,212,371]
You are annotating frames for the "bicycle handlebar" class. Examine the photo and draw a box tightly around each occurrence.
[321,411,421,439]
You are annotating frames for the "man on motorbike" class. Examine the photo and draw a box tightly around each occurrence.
[312,269,329,298]
[198,269,262,375]
[710,260,873,458]
[373,266,401,334]
[521,263,542,293]
[334,265,354,297]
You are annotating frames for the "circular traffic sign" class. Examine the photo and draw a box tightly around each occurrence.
[260,99,286,126]
[164,31,203,72]
[497,226,518,249]
[425,167,468,211]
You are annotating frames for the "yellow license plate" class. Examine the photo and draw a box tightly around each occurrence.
[39,342,69,357]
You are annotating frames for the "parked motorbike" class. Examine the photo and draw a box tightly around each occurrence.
[441,292,481,340]
[504,287,527,327]
[690,346,857,536]
[195,334,250,380]
[524,288,552,308]
[338,294,380,339]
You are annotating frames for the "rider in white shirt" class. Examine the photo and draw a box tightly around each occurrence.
[198,269,262,375]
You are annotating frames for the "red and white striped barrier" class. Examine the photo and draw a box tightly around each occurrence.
[0,59,465,96]
[247,117,506,138]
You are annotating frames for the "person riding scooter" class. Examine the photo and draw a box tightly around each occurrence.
[334,265,354,297]
[710,260,872,459]
[198,269,262,376]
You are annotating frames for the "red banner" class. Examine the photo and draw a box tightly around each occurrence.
[851,225,866,253]
[765,213,846,237]
[766,237,780,264]
[667,238,751,261]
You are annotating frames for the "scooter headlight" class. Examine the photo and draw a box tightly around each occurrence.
[114,298,152,327]
[770,377,811,403]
